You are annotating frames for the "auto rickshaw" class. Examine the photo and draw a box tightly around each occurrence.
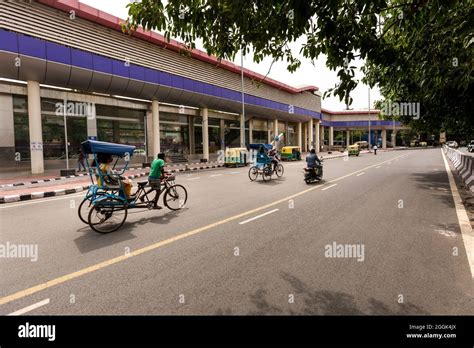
[224,147,248,167]
[347,144,360,156]
[280,146,301,161]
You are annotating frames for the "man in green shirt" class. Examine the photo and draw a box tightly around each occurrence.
[145,153,165,209]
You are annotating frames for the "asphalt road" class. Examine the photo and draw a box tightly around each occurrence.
[1,148,473,315]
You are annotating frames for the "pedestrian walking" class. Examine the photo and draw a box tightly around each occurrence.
[373,145,378,155]
[77,148,86,171]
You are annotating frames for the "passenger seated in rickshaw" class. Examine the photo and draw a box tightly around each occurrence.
[306,148,322,175]
[257,146,271,166]
[96,153,133,198]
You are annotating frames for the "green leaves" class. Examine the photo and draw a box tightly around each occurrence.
[125,0,473,137]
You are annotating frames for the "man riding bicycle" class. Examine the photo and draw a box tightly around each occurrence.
[142,152,166,209]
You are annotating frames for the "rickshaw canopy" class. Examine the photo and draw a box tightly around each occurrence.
[81,140,136,157]
[248,143,272,151]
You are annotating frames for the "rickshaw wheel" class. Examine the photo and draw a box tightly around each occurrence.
[248,166,258,181]
[78,192,107,224]
[262,166,272,181]
[164,184,188,211]
[275,164,284,177]
[88,197,127,233]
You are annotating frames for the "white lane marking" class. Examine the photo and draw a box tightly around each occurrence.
[8,298,50,315]
[376,166,381,169]
[0,192,84,209]
[356,172,365,177]
[186,177,200,181]
[441,149,474,280]
[210,174,223,177]
[288,163,302,166]
[229,171,242,174]
[239,208,279,225]
[321,184,338,191]
[387,162,393,164]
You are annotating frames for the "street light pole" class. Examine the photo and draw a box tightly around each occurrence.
[63,100,69,170]
[240,46,245,147]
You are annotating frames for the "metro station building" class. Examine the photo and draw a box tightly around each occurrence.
[0,0,403,173]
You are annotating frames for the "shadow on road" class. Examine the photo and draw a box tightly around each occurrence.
[216,272,429,315]
[73,209,186,253]
[411,171,454,209]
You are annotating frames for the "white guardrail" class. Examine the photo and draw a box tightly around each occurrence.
[444,146,474,193]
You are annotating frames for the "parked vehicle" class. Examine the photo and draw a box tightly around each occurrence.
[224,147,248,167]
[446,141,459,149]
[467,140,474,152]
[280,146,301,161]
[353,141,368,150]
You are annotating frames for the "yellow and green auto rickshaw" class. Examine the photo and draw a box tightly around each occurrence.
[224,147,248,167]
[280,146,302,161]
[347,144,360,156]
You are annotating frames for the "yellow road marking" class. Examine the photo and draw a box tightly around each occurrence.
[0,152,409,306]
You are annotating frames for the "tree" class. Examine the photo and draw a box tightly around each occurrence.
[124,0,473,137]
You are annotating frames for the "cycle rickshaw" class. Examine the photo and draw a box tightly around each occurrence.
[78,140,188,233]
[247,143,284,182]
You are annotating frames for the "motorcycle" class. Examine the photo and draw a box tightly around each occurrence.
[304,157,324,184]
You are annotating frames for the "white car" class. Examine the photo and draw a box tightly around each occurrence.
[468,140,474,152]
[133,149,146,157]
[446,141,458,149]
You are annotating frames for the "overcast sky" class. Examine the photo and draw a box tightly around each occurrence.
[79,0,381,111]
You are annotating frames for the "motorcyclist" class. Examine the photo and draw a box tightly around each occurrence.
[306,148,322,176]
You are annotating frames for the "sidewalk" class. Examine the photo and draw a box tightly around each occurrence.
[0,149,394,203]
[0,161,224,203]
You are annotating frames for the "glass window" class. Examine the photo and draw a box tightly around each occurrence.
[160,124,189,155]
[14,111,29,161]
[160,112,188,124]
[41,114,87,160]
[97,119,145,150]
[13,95,27,110]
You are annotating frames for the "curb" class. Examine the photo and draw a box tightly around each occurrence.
[0,163,224,204]
[0,161,222,188]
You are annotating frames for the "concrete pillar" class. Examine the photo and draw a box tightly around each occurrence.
[382,129,387,149]
[86,103,97,139]
[27,81,44,174]
[329,126,334,147]
[151,99,160,157]
[346,130,350,147]
[0,94,15,150]
[321,126,325,150]
[202,107,209,161]
[240,113,245,147]
[274,119,278,141]
[219,118,225,151]
[303,123,308,152]
[189,115,195,155]
[315,120,320,152]
[297,122,302,149]
[308,119,314,149]
[267,120,271,144]
[249,118,253,144]
[391,130,397,148]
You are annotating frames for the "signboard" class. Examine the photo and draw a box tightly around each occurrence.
[439,132,446,144]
